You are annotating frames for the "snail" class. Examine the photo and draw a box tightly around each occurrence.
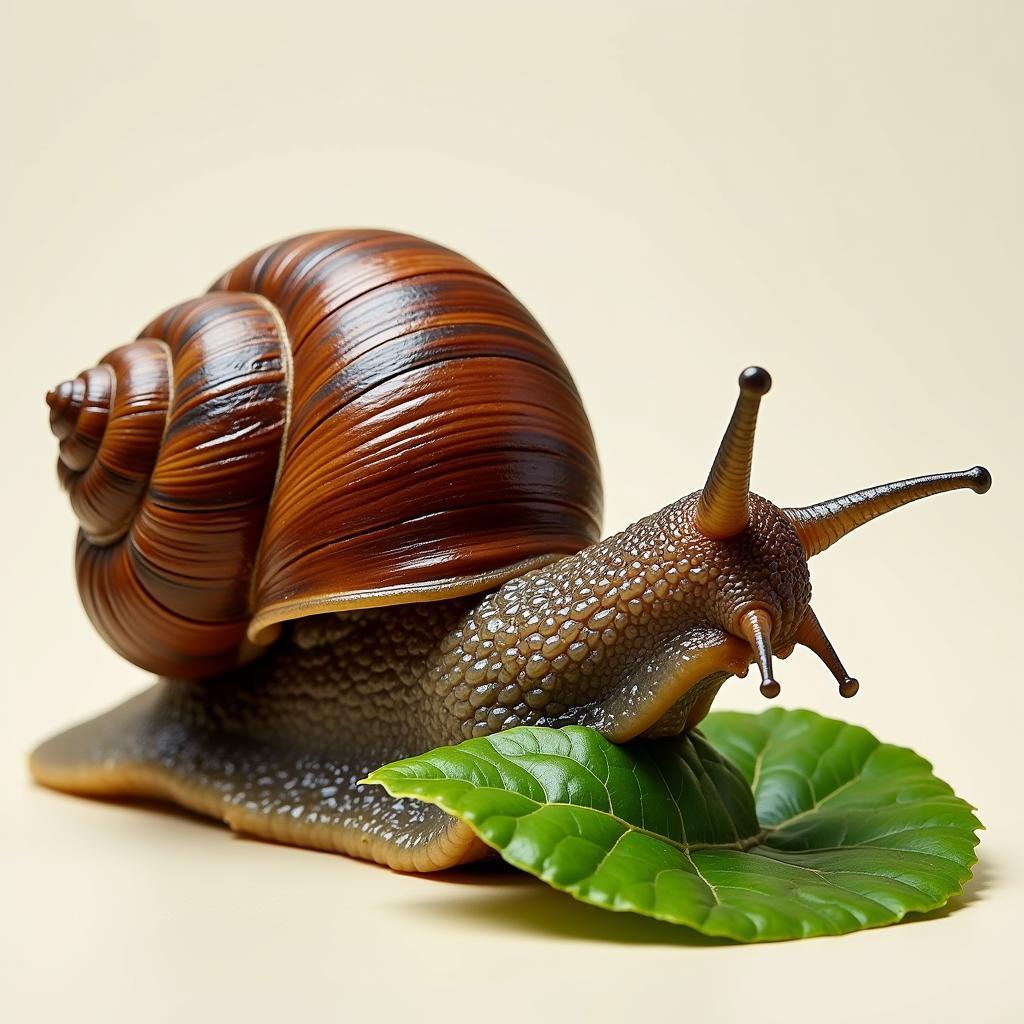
[31,229,991,871]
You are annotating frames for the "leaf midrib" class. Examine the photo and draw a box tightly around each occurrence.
[450,785,768,855]
[450,783,975,869]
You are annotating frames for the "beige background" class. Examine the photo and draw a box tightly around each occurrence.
[2,1,1021,1021]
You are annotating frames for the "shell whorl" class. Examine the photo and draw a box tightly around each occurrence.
[48,369,111,453]
[50,344,170,544]
[49,229,602,680]
[51,298,289,678]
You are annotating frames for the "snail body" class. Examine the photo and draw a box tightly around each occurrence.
[32,231,991,870]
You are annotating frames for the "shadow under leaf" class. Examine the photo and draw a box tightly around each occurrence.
[903,855,996,925]
[36,781,992,945]
[408,851,995,946]
[407,871,734,947]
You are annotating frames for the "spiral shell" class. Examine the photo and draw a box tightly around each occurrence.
[50,230,602,678]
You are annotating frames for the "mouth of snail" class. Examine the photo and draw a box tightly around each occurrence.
[561,632,753,743]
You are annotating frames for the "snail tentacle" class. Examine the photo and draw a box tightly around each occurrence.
[738,607,781,699]
[784,466,992,558]
[694,366,771,540]
[793,605,859,698]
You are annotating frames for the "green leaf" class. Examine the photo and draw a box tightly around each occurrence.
[363,709,981,942]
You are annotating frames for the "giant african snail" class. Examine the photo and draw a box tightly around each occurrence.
[32,230,991,871]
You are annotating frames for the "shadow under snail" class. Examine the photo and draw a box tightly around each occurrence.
[31,229,991,871]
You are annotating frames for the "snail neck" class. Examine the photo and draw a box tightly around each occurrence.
[426,493,809,742]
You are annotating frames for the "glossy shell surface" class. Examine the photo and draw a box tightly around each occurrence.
[51,230,603,676]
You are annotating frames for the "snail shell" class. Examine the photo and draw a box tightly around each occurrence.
[49,231,602,678]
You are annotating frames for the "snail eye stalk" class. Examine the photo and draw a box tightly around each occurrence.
[784,467,991,558]
[694,366,772,540]
[738,608,780,699]
[794,606,859,698]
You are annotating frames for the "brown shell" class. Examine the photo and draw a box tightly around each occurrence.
[49,230,603,677]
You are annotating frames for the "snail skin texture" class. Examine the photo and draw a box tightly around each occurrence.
[32,230,992,871]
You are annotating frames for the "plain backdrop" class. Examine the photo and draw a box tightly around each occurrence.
[2,2,1021,1022]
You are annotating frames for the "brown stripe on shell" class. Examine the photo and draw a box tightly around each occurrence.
[210,230,602,638]
[68,294,289,677]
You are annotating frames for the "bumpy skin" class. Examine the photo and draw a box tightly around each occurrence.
[428,492,809,741]
[31,492,810,869]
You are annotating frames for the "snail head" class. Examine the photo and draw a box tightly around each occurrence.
[442,365,991,745]
[47,328,992,740]
[665,366,992,703]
